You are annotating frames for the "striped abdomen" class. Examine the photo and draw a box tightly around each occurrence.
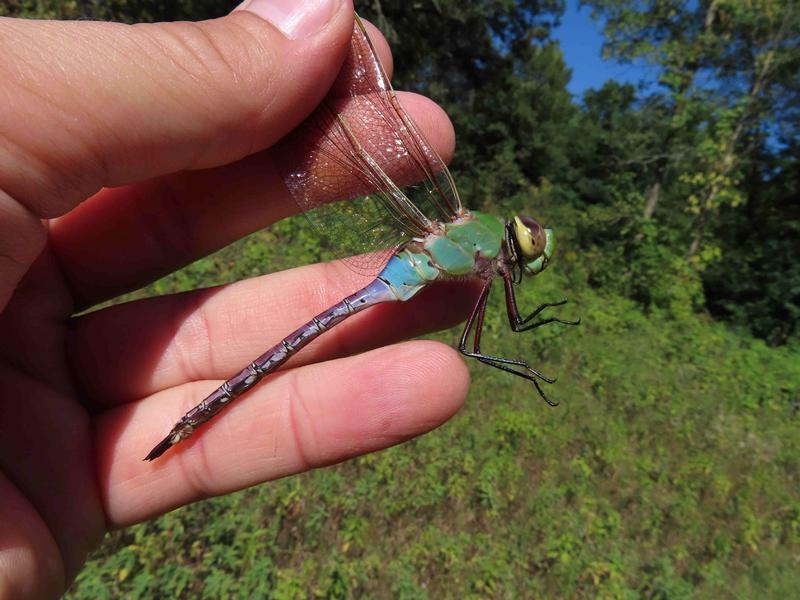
[144,277,400,460]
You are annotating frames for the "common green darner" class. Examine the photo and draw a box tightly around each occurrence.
[145,14,578,461]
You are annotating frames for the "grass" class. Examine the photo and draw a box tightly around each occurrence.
[67,216,800,598]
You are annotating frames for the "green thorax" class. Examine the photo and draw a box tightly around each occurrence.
[423,211,505,275]
[378,211,506,302]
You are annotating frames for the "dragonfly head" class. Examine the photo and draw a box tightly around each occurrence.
[511,215,555,275]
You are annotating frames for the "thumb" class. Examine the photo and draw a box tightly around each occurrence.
[0,0,354,219]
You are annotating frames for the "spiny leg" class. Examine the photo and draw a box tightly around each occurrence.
[458,279,557,406]
[468,284,555,383]
[503,277,581,333]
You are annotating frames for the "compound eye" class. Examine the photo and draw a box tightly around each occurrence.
[513,216,546,258]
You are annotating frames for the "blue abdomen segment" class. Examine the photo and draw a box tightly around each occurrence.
[379,250,440,301]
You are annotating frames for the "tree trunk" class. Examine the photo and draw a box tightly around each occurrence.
[687,48,777,258]
[642,181,660,220]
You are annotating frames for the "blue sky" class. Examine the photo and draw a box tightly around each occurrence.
[553,0,659,98]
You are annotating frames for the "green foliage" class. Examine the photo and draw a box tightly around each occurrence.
[704,153,800,344]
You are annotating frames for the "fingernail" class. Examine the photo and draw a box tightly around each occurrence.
[235,0,342,40]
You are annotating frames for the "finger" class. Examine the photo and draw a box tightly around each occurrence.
[96,340,469,526]
[0,366,105,590]
[0,190,46,312]
[0,471,63,599]
[69,257,480,407]
[0,0,355,219]
[48,92,454,307]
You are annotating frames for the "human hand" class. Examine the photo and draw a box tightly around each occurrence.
[0,2,471,597]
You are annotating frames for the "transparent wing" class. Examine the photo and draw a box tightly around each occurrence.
[274,14,463,276]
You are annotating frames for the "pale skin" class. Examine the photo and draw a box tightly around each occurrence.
[0,3,475,597]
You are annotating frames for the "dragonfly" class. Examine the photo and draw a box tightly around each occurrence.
[144,14,578,461]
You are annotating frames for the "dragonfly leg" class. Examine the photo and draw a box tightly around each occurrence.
[458,279,558,406]
[503,277,581,333]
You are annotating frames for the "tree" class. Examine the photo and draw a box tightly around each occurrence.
[573,0,800,340]
[584,0,800,259]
